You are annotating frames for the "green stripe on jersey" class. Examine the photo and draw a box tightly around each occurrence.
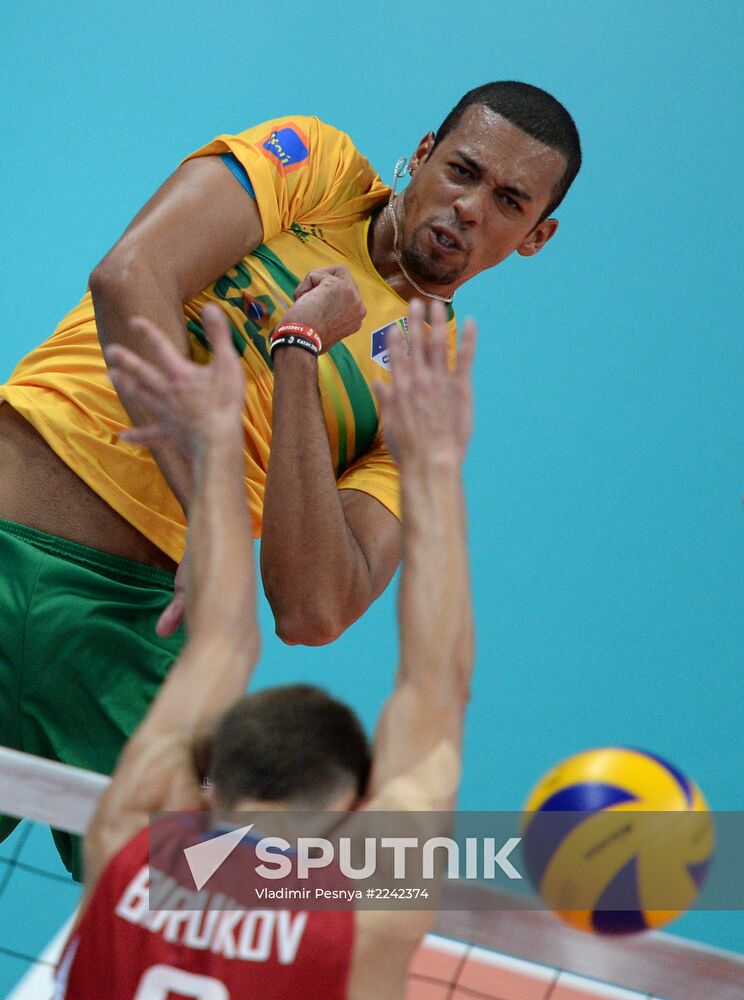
[327,343,378,462]
[188,317,252,361]
[250,244,300,302]
[318,364,349,473]
[187,319,209,351]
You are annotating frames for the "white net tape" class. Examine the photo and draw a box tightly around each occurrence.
[0,747,109,835]
[0,747,108,997]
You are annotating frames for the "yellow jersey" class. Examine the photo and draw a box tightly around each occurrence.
[1,116,456,562]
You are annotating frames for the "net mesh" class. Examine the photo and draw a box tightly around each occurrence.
[0,819,80,997]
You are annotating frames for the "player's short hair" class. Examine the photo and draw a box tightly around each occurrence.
[435,81,582,220]
[210,684,371,808]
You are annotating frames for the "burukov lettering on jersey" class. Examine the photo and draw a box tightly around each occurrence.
[116,865,308,964]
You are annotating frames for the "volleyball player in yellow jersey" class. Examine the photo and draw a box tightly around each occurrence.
[0,83,581,877]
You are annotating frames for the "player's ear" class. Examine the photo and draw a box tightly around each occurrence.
[409,132,436,175]
[517,217,559,257]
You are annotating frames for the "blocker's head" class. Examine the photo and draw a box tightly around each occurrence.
[208,684,371,811]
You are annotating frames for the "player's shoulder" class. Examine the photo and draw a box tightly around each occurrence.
[258,115,371,168]
[247,114,360,148]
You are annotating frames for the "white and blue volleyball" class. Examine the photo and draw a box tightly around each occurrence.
[521,747,713,934]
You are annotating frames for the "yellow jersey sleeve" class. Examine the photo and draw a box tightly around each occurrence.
[337,432,400,521]
[183,115,386,241]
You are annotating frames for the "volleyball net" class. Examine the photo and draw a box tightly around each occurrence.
[0,748,102,998]
[0,746,742,1000]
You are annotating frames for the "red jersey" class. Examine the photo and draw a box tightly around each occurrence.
[56,821,354,999]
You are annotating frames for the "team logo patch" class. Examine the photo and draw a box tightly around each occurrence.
[371,318,408,371]
[259,123,310,174]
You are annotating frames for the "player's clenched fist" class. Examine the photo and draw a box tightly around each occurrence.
[284,265,366,352]
[375,299,476,469]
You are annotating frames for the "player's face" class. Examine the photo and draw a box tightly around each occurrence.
[400,105,568,290]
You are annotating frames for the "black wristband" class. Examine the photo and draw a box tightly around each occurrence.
[269,333,320,357]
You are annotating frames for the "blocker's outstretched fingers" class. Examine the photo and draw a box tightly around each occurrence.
[387,325,407,372]
[201,303,235,364]
[200,304,246,402]
[428,299,449,372]
[406,298,426,366]
[420,299,443,368]
[373,379,393,427]
[107,367,138,406]
[108,365,164,419]
[156,592,185,638]
[106,343,169,402]
[119,426,167,446]
[455,317,477,383]
[130,316,190,376]
[387,327,410,405]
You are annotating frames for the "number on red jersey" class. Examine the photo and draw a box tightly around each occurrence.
[134,964,229,999]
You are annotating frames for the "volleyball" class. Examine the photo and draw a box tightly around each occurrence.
[520,747,713,935]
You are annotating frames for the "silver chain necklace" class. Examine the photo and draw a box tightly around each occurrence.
[387,157,455,306]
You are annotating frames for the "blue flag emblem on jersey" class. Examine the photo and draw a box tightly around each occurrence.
[371,318,407,371]
[261,126,310,172]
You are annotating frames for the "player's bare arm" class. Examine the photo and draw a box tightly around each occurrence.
[343,299,476,999]
[261,265,402,645]
[366,298,476,812]
[89,156,265,506]
[83,304,259,892]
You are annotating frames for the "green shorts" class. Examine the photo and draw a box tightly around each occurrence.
[0,518,184,880]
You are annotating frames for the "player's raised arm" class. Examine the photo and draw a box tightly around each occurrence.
[259,265,402,646]
[83,305,259,889]
[89,156,265,506]
[366,299,476,811]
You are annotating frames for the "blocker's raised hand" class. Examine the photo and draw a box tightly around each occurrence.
[105,303,245,459]
[375,299,476,469]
